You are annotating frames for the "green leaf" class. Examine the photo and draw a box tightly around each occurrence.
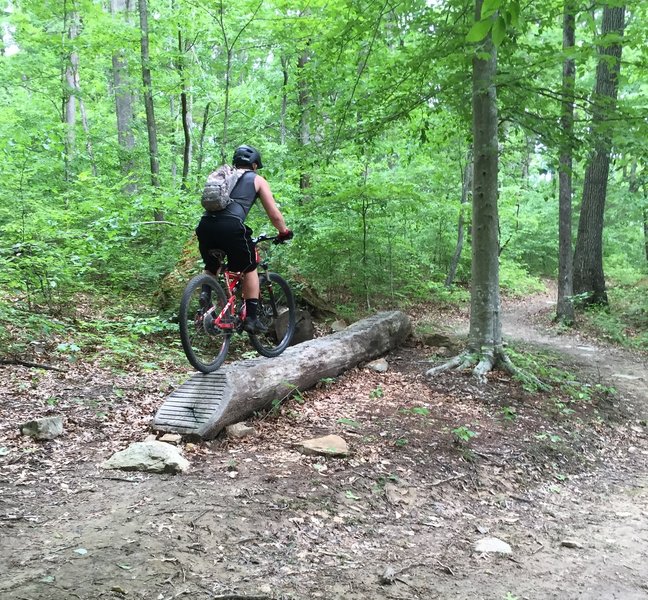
[507,0,520,26]
[337,417,361,429]
[481,0,502,20]
[492,16,507,46]
[466,18,494,43]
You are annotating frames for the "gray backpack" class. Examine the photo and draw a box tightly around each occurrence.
[201,165,245,212]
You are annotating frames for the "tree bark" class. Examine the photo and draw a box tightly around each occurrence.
[572,5,625,305]
[152,311,411,439]
[445,151,473,288]
[110,0,136,190]
[556,0,576,324]
[138,0,160,189]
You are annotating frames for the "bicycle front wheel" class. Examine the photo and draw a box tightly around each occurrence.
[179,273,230,373]
[249,272,296,357]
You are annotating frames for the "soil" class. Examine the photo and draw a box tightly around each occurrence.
[1,290,647,600]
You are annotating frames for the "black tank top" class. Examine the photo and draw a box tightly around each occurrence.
[223,170,258,221]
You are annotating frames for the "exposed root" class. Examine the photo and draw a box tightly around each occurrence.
[499,352,551,392]
[425,351,472,377]
[426,347,550,391]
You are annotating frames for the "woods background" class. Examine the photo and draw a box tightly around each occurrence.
[1,0,646,359]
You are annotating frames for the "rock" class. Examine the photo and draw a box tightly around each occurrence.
[417,331,458,349]
[474,537,512,554]
[561,539,584,549]
[158,433,182,444]
[296,435,348,457]
[330,319,347,333]
[226,423,256,439]
[365,358,388,373]
[289,309,315,345]
[101,441,190,474]
[20,416,64,440]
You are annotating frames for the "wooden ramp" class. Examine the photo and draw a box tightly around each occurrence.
[152,311,411,439]
[152,371,231,435]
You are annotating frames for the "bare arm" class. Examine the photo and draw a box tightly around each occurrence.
[255,176,290,234]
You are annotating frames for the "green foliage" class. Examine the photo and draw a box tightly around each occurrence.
[452,425,477,444]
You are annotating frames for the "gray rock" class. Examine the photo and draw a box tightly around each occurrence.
[561,539,584,549]
[474,537,512,554]
[365,358,388,373]
[330,319,347,333]
[101,441,189,474]
[226,422,256,439]
[20,416,64,440]
[296,434,348,457]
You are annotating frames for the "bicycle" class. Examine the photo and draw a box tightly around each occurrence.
[179,234,296,373]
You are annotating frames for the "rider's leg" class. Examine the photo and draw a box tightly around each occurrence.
[242,269,267,332]
[242,268,260,300]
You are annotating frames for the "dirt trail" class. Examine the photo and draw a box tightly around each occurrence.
[1,290,647,600]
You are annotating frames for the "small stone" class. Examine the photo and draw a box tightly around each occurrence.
[297,435,348,457]
[20,416,64,440]
[365,358,388,373]
[561,539,584,549]
[159,433,182,445]
[474,537,512,554]
[226,423,256,439]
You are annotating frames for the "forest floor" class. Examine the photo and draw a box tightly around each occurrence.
[1,288,647,600]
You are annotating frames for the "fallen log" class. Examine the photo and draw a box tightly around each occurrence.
[153,310,411,439]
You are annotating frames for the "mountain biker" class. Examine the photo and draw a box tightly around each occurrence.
[196,145,293,334]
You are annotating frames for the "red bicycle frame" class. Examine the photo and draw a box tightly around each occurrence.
[211,245,262,330]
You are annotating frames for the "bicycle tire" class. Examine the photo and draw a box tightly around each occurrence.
[249,272,296,357]
[179,273,230,373]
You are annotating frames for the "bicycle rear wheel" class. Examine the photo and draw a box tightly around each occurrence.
[249,272,296,357]
[179,273,230,373]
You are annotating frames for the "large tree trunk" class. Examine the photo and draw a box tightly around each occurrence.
[152,311,411,439]
[138,0,160,190]
[426,0,528,384]
[110,0,136,191]
[467,0,502,378]
[445,151,473,288]
[556,0,576,324]
[572,5,625,305]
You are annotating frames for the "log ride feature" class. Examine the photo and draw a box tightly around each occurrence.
[152,311,411,439]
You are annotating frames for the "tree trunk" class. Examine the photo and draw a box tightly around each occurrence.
[63,5,78,180]
[280,54,289,145]
[572,5,625,305]
[196,102,211,180]
[152,311,411,439]
[138,0,160,190]
[445,151,473,288]
[110,0,136,191]
[556,0,576,324]
[467,0,502,376]
[297,48,311,192]
[177,28,192,190]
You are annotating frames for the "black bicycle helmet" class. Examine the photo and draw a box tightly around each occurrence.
[232,145,263,169]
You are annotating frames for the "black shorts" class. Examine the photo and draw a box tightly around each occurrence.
[195,215,258,273]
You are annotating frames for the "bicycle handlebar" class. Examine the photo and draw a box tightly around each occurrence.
[252,233,292,245]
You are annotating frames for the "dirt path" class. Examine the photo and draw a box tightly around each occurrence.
[1,292,647,600]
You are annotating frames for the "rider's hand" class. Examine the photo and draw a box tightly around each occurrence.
[276,229,294,243]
